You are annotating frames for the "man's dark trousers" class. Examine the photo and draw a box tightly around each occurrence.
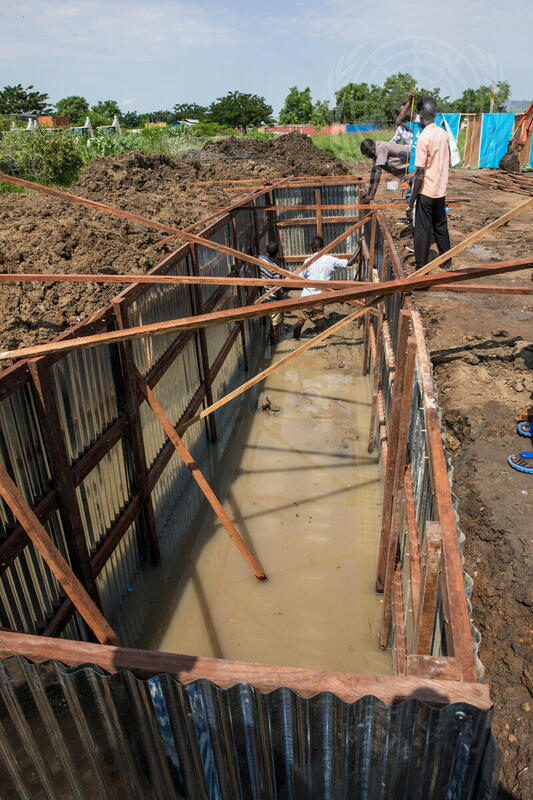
[414,194,451,268]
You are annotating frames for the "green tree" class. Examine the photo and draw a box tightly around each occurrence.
[310,100,331,127]
[173,102,208,120]
[145,110,176,124]
[334,82,383,122]
[379,72,418,124]
[122,111,143,128]
[0,84,51,114]
[55,96,90,125]
[209,91,273,133]
[450,81,510,113]
[91,99,121,122]
[279,87,314,124]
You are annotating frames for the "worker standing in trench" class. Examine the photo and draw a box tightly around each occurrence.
[293,236,360,339]
[259,241,287,344]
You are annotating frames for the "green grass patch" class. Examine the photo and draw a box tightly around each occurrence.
[313,130,396,162]
[0,125,278,193]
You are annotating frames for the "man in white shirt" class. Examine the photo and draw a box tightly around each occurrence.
[293,236,359,339]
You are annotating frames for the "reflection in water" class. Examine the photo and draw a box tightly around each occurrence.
[128,328,392,675]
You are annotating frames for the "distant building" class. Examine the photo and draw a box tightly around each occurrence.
[38,115,70,128]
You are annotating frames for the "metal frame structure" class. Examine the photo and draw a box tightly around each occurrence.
[0,176,488,701]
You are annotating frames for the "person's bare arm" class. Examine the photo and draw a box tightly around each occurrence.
[396,88,417,126]
[396,102,411,126]
[346,246,360,267]
[360,164,382,204]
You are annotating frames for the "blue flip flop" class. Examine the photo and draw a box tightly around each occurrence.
[508,451,533,474]
[517,421,533,437]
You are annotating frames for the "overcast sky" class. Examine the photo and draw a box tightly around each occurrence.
[1,0,529,113]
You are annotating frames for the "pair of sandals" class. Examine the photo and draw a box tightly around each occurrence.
[508,422,533,474]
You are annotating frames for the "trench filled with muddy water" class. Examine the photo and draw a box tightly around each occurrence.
[118,314,391,675]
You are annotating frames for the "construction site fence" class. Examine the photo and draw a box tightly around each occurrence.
[0,177,497,797]
[0,178,362,646]
[361,212,482,676]
[0,654,497,800]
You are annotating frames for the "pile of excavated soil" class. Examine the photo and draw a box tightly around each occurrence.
[380,170,533,800]
[0,134,346,350]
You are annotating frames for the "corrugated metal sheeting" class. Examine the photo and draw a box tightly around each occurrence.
[0,384,77,637]
[275,184,359,277]
[361,217,483,675]
[0,657,497,800]
[0,201,267,647]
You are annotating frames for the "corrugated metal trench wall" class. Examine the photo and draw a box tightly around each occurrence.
[0,183,497,798]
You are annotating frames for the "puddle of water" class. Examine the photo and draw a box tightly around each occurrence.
[132,329,391,675]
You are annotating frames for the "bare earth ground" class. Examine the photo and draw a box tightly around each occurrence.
[0,138,532,796]
[0,134,345,350]
[373,168,532,800]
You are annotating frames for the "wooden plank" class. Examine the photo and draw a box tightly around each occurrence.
[0,361,31,403]
[404,465,421,630]
[0,630,492,708]
[231,213,249,374]
[71,415,129,486]
[367,309,384,453]
[256,213,371,304]
[0,272,378,290]
[426,284,533,295]
[424,413,478,682]
[112,301,160,565]
[148,384,206,491]
[190,245,217,442]
[28,359,100,606]
[376,310,411,591]
[0,463,120,646]
[0,173,301,284]
[407,655,462,681]
[136,373,266,580]
[43,494,142,637]
[362,312,371,376]
[393,564,407,675]
[0,490,57,575]
[6,272,532,295]
[369,211,377,275]
[314,187,322,237]
[176,300,377,437]
[231,200,465,212]
[193,174,366,186]
[414,195,533,277]
[414,522,442,655]
[3,257,533,364]
[380,337,417,646]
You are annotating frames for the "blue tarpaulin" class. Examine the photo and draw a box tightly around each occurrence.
[346,123,380,132]
[478,113,515,168]
[442,113,460,141]
[407,114,445,171]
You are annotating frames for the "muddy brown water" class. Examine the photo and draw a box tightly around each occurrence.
[130,329,391,674]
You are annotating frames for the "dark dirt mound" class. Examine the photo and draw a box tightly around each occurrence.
[0,135,346,350]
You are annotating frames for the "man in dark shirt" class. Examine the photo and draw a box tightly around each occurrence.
[359,139,410,204]
[259,241,286,344]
